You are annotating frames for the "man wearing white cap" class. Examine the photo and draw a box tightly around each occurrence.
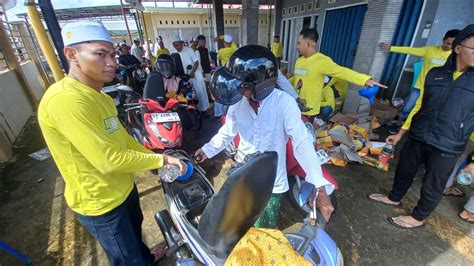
[38,21,186,265]
[217,34,237,66]
[172,36,210,113]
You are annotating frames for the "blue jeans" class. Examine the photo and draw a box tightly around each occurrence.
[400,88,420,118]
[76,186,153,266]
[319,106,334,122]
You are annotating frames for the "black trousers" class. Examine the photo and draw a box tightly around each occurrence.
[388,138,460,221]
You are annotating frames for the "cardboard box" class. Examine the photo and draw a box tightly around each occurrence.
[316,130,329,138]
[317,136,333,149]
[370,102,398,124]
[329,113,359,125]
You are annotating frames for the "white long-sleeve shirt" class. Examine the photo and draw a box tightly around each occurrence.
[202,89,334,194]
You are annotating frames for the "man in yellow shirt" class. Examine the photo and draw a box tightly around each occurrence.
[38,21,186,265]
[379,29,460,118]
[271,35,283,65]
[291,28,385,121]
[155,38,170,57]
[217,34,237,66]
[369,24,474,229]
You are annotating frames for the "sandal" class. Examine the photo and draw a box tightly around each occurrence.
[458,211,474,224]
[387,216,425,229]
[367,193,402,207]
[443,186,465,197]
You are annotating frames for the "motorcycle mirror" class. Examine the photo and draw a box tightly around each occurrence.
[186,65,193,70]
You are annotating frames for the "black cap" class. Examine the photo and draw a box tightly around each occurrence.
[452,24,474,51]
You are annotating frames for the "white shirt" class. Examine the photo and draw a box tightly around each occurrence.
[202,89,334,194]
[131,44,143,63]
[177,46,201,75]
[277,70,298,99]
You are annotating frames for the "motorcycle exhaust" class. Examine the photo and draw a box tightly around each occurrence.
[155,210,186,258]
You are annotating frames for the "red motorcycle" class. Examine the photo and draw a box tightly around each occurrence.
[124,72,184,150]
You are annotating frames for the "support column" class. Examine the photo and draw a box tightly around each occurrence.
[16,22,50,88]
[25,0,64,82]
[241,0,259,45]
[212,0,224,49]
[274,0,282,36]
[38,0,68,73]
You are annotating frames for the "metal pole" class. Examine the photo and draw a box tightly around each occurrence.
[0,17,38,109]
[25,0,64,82]
[133,12,143,43]
[38,0,69,73]
[120,0,132,44]
[140,11,149,42]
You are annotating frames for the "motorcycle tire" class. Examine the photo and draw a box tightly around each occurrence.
[188,109,202,131]
[287,176,337,223]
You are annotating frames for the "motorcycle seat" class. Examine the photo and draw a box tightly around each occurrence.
[197,151,278,259]
[143,72,166,106]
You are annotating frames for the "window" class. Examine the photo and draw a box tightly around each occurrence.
[293,5,298,14]
[287,7,292,15]
[282,8,286,16]
[307,2,313,11]
[159,20,163,25]
[315,0,321,9]
[193,20,196,24]
[171,20,174,25]
[300,4,306,13]
[188,20,190,24]
[165,20,168,25]
[177,20,179,24]
[225,20,228,24]
[205,20,208,24]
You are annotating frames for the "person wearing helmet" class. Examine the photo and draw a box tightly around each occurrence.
[38,21,187,265]
[156,54,183,96]
[194,45,335,228]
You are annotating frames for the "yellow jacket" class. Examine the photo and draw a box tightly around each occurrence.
[38,77,163,216]
[390,46,451,90]
[271,42,283,58]
[217,45,237,66]
[291,53,370,116]
[156,47,170,57]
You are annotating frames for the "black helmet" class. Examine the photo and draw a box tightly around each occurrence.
[156,54,175,78]
[209,67,243,105]
[227,45,278,101]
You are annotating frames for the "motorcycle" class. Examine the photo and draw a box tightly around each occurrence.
[120,64,148,95]
[124,72,183,150]
[155,150,343,265]
[101,83,140,125]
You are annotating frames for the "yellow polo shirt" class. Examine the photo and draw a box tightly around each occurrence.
[38,77,164,216]
[271,42,283,58]
[156,47,170,56]
[291,53,370,116]
[321,84,335,111]
[390,45,451,90]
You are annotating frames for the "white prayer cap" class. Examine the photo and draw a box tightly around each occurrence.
[223,34,233,43]
[172,36,183,43]
[61,21,113,46]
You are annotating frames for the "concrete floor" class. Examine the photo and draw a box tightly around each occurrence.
[0,115,473,265]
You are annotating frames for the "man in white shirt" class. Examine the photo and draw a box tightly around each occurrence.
[172,36,209,113]
[131,38,144,63]
[195,45,335,228]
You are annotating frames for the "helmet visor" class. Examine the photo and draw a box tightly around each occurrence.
[209,67,243,105]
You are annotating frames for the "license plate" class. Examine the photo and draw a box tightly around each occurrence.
[316,149,330,164]
[151,112,180,123]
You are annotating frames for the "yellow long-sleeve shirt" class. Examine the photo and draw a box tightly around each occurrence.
[38,77,164,216]
[217,45,237,66]
[271,42,283,58]
[291,53,371,116]
[390,45,451,90]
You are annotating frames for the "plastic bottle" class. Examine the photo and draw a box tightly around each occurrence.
[377,143,394,171]
[457,171,472,186]
[158,164,181,183]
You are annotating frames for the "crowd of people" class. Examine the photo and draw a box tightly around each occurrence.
[36,19,474,265]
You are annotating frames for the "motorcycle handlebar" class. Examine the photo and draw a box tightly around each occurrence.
[125,105,142,112]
